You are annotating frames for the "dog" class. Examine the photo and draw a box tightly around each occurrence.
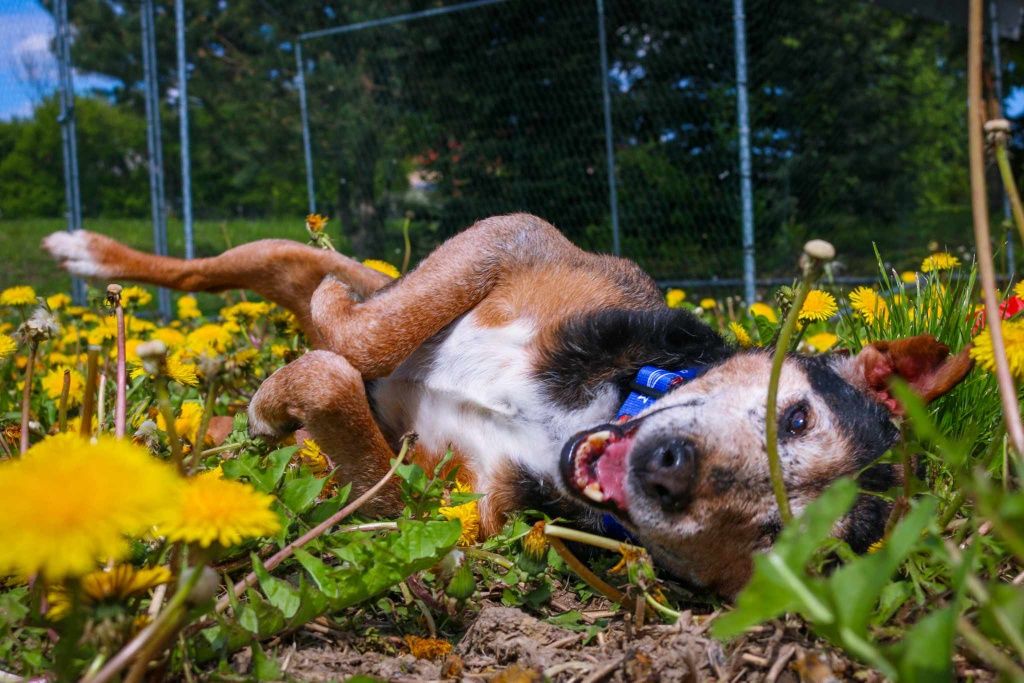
[44,213,972,596]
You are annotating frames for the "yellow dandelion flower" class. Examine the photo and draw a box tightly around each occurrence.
[129,350,198,387]
[158,471,280,547]
[41,366,84,407]
[699,298,716,310]
[270,344,290,359]
[119,286,153,307]
[749,302,778,323]
[151,327,186,348]
[0,286,36,306]
[729,321,754,348]
[405,635,452,660]
[805,332,838,353]
[522,521,549,561]
[0,434,182,579]
[296,439,331,477]
[156,402,208,445]
[177,295,201,320]
[901,271,918,285]
[664,288,686,308]
[0,334,16,361]
[920,252,960,273]
[306,213,329,234]
[971,320,1024,380]
[362,259,400,279]
[1015,281,1024,300]
[47,565,171,620]
[46,293,71,310]
[231,348,259,367]
[185,324,233,355]
[439,481,481,546]
[848,287,888,324]
[220,301,272,322]
[799,290,838,322]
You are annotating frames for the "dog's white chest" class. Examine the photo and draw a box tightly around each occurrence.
[370,313,617,484]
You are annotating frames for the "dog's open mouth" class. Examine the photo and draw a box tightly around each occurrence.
[560,423,638,516]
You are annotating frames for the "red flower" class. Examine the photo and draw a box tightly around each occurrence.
[972,296,1024,334]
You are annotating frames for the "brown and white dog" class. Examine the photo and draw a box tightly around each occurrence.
[44,213,972,596]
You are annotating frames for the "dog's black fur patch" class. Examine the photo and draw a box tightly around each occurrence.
[537,308,731,409]
[797,355,901,467]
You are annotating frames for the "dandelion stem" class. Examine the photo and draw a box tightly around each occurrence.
[83,563,205,683]
[18,341,37,454]
[968,0,1024,458]
[80,345,101,439]
[187,380,219,475]
[546,534,631,609]
[110,286,128,438]
[764,277,812,524]
[464,547,515,570]
[644,591,681,623]
[957,616,1024,680]
[992,132,1024,249]
[97,373,107,434]
[401,213,413,275]
[57,369,70,433]
[154,376,185,474]
[211,433,415,617]
[543,524,643,554]
[197,442,238,458]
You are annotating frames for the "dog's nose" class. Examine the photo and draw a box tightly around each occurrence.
[635,438,699,513]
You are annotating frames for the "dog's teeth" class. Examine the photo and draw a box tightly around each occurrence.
[583,482,605,502]
[586,431,612,448]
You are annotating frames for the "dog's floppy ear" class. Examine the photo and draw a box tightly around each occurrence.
[835,335,973,415]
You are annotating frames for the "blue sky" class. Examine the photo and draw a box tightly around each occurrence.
[0,0,118,120]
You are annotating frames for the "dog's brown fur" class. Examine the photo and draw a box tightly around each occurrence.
[44,214,972,596]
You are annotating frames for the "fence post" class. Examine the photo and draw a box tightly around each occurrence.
[54,0,85,304]
[175,0,194,260]
[141,0,172,319]
[296,42,317,215]
[990,0,1014,278]
[595,0,621,256]
[733,0,756,304]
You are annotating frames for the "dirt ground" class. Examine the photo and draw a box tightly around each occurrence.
[227,596,995,683]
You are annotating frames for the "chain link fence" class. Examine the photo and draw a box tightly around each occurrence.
[0,0,1018,306]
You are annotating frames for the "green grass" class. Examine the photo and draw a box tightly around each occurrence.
[0,218,303,293]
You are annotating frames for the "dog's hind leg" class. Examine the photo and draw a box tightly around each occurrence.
[43,231,390,337]
[247,349,402,515]
[309,213,579,378]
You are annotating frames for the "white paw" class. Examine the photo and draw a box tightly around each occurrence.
[43,231,107,278]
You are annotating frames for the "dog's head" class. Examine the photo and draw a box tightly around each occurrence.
[559,335,972,596]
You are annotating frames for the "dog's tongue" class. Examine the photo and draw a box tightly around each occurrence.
[595,437,631,510]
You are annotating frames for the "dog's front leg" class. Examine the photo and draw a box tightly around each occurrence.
[309,213,578,378]
[248,350,402,515]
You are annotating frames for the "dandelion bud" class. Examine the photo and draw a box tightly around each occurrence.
[516,521,549,575]
[985,118,1011,146]
[105,284,123,307]
[136,340,168,375]
[445,561,476,601]
[799,239,835,279]
[179,565,220,605]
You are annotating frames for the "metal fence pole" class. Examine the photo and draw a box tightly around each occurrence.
[990,0,1014,277]
[54,0,85,304]
[175,0,194,260]
[296,42,316,215]
[595,0,621,256]
[141,0,172,319]
[733,0,755,304]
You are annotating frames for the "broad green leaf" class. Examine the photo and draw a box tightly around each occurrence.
[713,480,857,639]
[294,547,342,599]
[252,555,301,619]
[307,483,352,525]
[828,497,936,634]
[872,580,914,626]
[280,473,327,514]
[891,605,955,682]
[223,446,296,493]
[251,640,283,681]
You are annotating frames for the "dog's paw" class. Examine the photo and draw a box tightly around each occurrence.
[247,382,301,441]
[42,230,108,278]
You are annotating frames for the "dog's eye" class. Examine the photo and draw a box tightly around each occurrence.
[784,403,810,436]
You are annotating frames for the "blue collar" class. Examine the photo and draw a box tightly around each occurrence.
[601,365,704,542]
